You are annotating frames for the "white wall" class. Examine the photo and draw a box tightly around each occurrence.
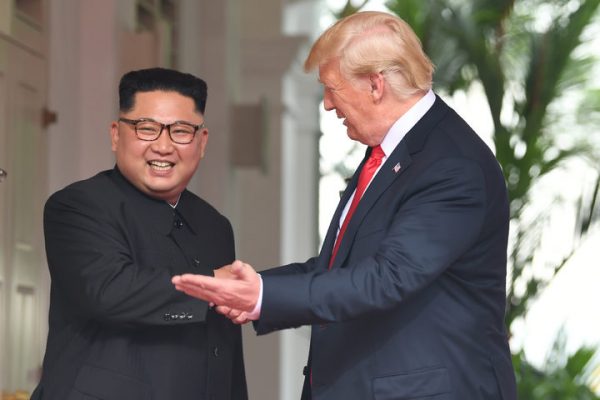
[44,1,323,399]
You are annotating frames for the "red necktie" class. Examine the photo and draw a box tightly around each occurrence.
[329,145,385,269]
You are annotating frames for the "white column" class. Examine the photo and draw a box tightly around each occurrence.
[281,1,323,399]
[47,0,83,193]
[78,1,120,179]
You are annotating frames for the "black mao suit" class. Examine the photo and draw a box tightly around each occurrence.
[256,96,517,400]
[32,168,247,400]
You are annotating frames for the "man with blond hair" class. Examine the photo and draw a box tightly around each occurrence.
[174,11,517,400]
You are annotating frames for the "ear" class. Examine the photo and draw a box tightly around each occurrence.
[110,121,120,152]
[369,72,385,103]
[198,127,209,158]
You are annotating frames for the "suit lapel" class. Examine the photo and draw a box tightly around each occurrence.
[319,155,366,268]
[328,143,412,269]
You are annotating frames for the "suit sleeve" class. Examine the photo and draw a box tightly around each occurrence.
[44,186,208,326]
[260,257,319,277]
[255,157,488,334]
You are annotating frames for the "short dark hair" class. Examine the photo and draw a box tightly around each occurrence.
[118,67,208,114]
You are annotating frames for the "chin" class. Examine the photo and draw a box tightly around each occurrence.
[346,130,359,142]
[142,181,175,198]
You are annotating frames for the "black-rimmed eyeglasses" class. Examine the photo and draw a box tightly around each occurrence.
[119,117,204,144]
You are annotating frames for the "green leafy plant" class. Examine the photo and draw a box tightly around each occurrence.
[334,0,600,334]
[513,333,599,399]
[381,0,600,328]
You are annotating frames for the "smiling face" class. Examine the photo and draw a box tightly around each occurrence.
[319,59,380,146]
[110,90,208,204]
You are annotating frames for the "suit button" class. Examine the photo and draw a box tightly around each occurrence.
[163,313,171,321]
[213,347,219,357]
[179,312,187,319]
[173,219,183,228]
[193,258,201,267]
[187,313,193,320]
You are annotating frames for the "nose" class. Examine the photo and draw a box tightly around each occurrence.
[323,90,334,111]
[150,127,175,153]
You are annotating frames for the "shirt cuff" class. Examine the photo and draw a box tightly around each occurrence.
[246,274,263,320]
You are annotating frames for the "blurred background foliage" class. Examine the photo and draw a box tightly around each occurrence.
[335,0,600,397]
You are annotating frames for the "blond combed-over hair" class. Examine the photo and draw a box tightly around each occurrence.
[305,11,434,99]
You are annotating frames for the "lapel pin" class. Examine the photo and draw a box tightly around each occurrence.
[392,163,401,173]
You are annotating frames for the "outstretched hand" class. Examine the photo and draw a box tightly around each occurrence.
[172,260,260,323]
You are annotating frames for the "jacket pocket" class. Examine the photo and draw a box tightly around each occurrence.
[66,389,101,400]
[72,364,150,400]
[373,366,451,400]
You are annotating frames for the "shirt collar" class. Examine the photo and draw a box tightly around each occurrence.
[380,89,436,157]
[168,196,181,209]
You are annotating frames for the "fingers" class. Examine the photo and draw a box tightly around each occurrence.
[171,259,259,313]
[229,261,245,279]
[172,276,225,306]
[173,260,253,284]
[172,273,208,287]
[175,274,226,294]
[232,314,251,325]
[173,276,244,310]
[216,305,241,318]
[213,264,234,279]
[173,282,214,303]
[230,260,256,280]
[215,305,251,325]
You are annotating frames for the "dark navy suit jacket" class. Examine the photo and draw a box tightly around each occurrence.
[256,96,517,400]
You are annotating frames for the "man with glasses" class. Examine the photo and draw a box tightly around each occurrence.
[32,68,248,400]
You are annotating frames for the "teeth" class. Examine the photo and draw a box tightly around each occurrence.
[148,161,173,170]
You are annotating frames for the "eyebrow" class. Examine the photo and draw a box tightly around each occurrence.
[121,117,201,126]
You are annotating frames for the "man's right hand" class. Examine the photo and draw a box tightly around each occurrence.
[172,260,261,323]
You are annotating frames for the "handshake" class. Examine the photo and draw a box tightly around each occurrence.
[172,260,261,324]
